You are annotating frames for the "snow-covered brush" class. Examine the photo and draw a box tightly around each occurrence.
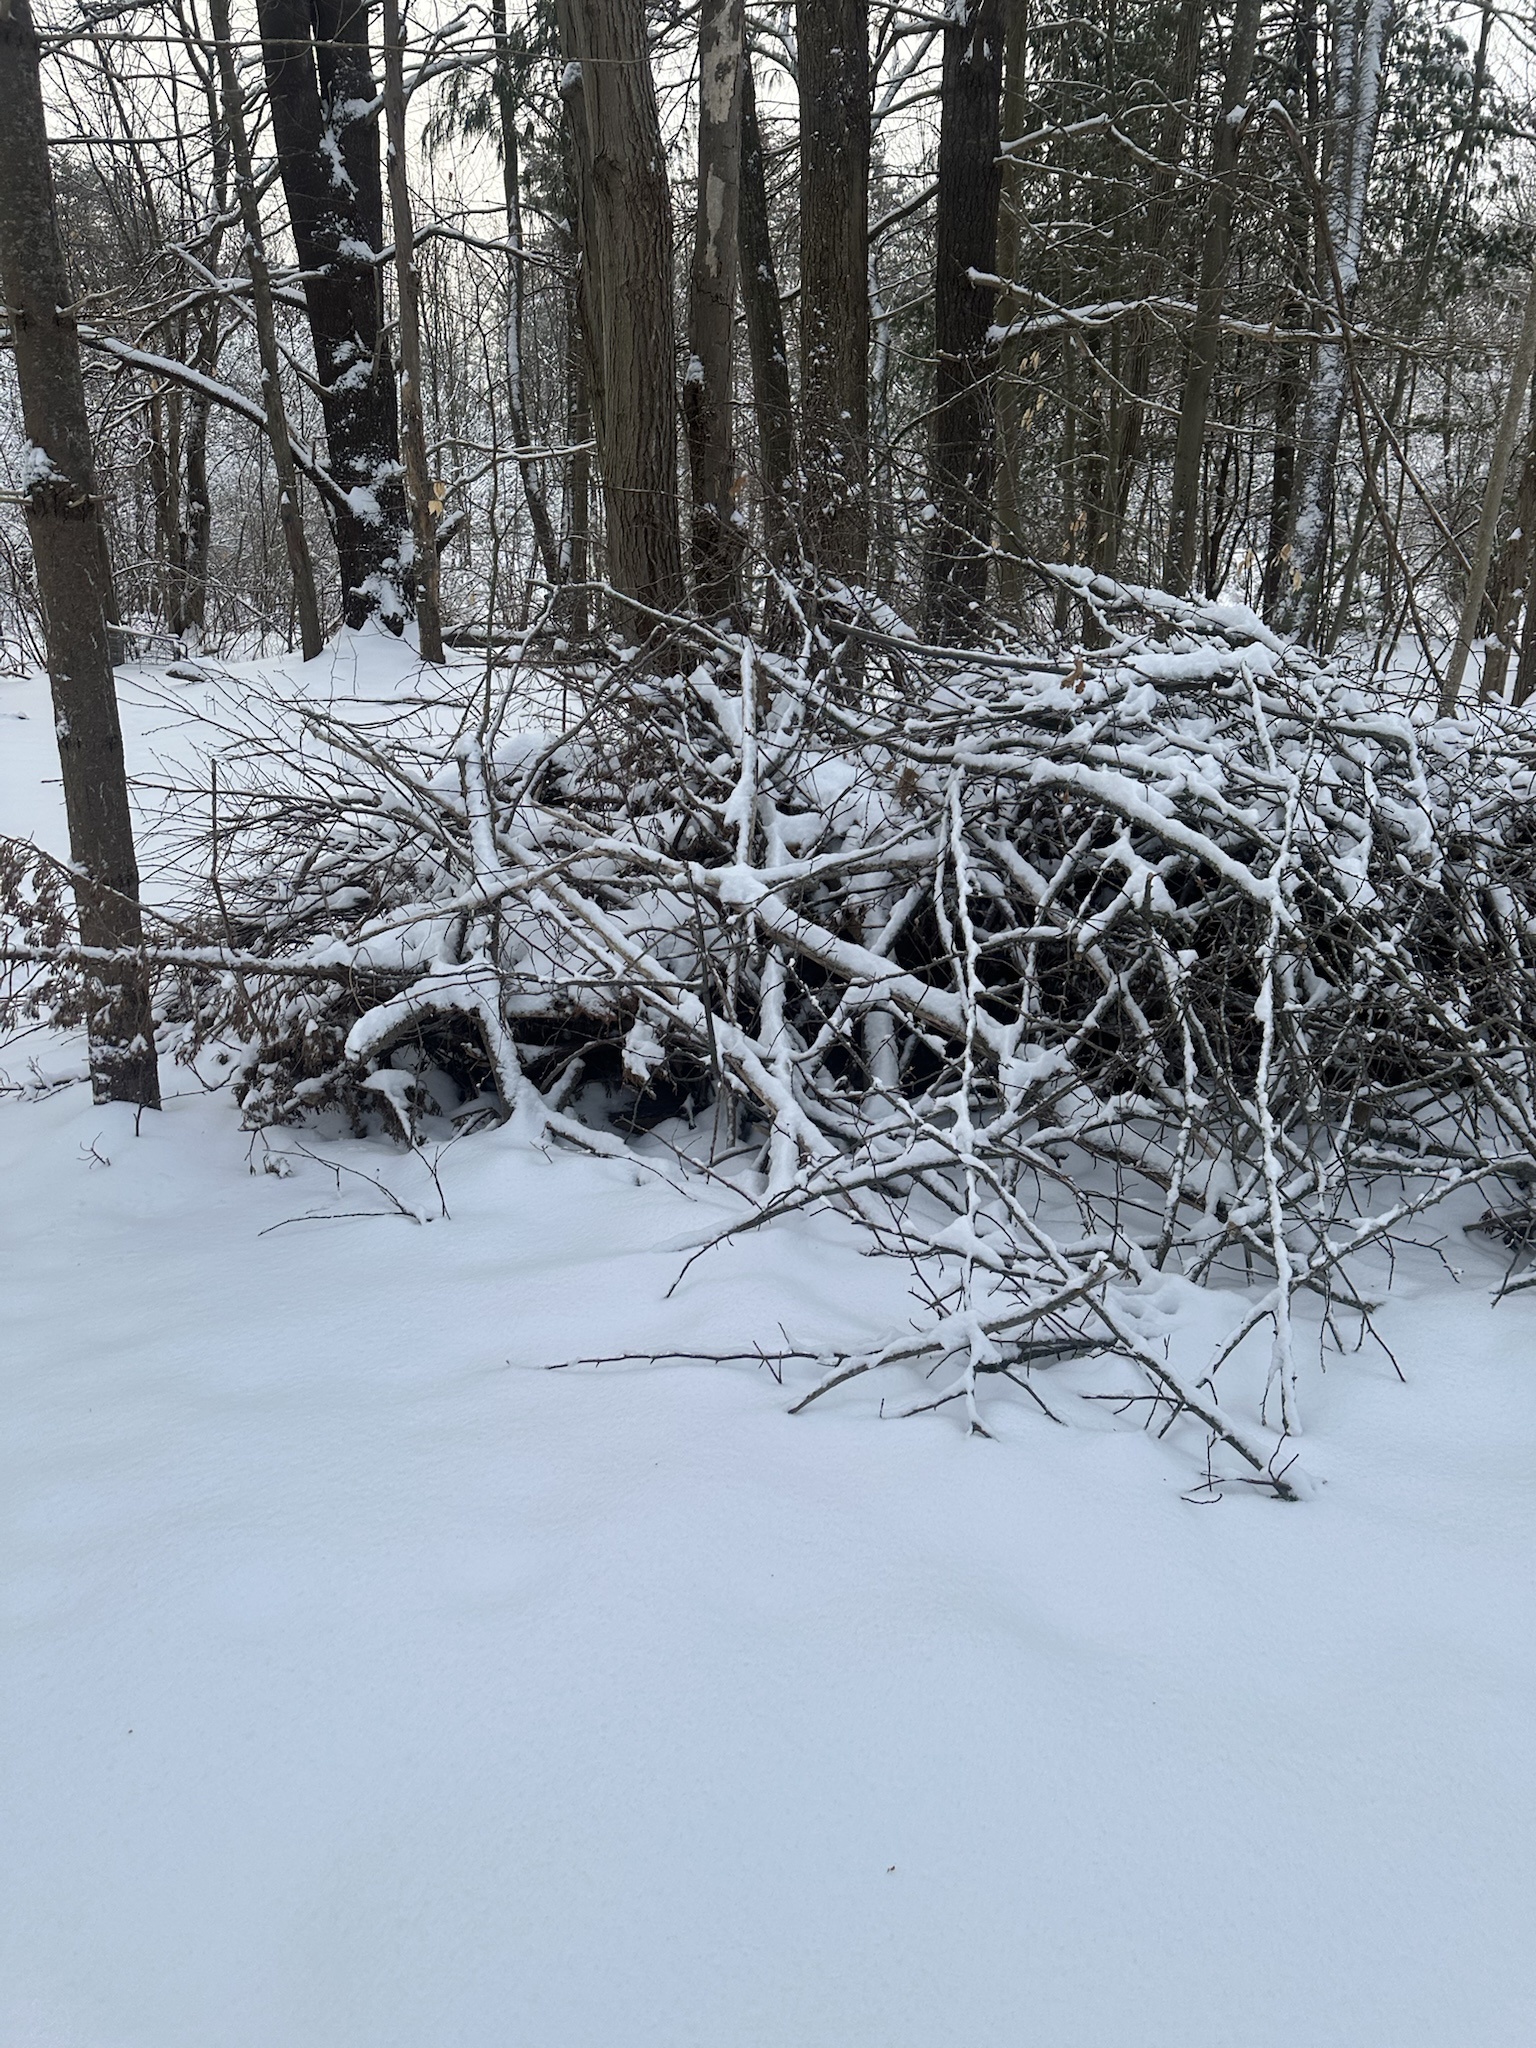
[12,576,1536,1497]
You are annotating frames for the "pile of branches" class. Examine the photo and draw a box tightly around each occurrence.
[12,576,1536,1496]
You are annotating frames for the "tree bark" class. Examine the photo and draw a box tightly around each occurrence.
[209,0,323,659]
[684,0,746,624]
[1163,0,1265,595]
[0,0,159,1106]
[556,0,684,626]
[255,0,408,628]
[381,0,444,662]
[923,0,1004,643]
[1278,0,1393,643]
[738,47,797,619]
[797,0,869,588]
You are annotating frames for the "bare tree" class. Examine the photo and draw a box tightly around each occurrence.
[0,0,159,1106]
[738,46,797,615]
[797,0,869,587]
[684,0,746,624]
[492,0,561,592]
[255,0,408,627]
[382,0,444,661]
[207,0,322,660]
[922,0,1004,642]
[1163,0,1265,595]
[556,0,683,622]
[1279,0,1393,642]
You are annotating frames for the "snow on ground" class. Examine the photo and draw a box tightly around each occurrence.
[3,648,1534,2046]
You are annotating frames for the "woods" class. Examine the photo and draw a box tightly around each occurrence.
[9,0,1536,1488]
[3,1,1531,674]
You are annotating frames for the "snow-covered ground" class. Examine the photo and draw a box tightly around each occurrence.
[3,648,1534,2046]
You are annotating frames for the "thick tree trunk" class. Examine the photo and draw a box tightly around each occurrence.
[1279,0,1393,643]
[738,48,797,621]
[0,0,159,1107]
[922,0,1004,643]
[684,0,746,624]
[255,0,408,628]
[556,0,684,625]
[210,0,323,658]
[381,0,444,662]
[797,0,869,588]
[1163,0,1265,595]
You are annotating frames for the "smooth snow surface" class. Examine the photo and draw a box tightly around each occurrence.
[3,652,1534,2046]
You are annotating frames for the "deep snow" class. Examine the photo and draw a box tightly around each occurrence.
[2,647,1534,2046]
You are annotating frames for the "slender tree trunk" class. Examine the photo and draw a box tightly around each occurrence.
[738,48,797,622]
[0,0,159,1107]
[685,0,746,624]
[255,0,408,628]
[381,0,443,661]
[1163,0,1265,595]
[1278,0,1394,643]
[922,0,1004,642]
[797,0,869,588]
[492,0,561,591]
[993,0,1030,617]
[209,0,323,658]
[1438,249,1536,714]
[1479,402,1536,703]
[1095,0,1206,584]
[556,0,683,624]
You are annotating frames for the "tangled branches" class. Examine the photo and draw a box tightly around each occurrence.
[13,579,1536,1494]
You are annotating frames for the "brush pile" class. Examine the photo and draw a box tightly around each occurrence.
[12,576,1536,1495]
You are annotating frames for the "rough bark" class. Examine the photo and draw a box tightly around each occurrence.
[556,0,684,625]
[0,0,159,1106]
[738,48,797,613]
[381,0,444,661]
[1163,0,1265,595]
[1278,0,1394,643]
[797,0,869,588]
[209,0,323,658]
[255,0,408,627]
[922,0,1005,643]
[684,0,746,624]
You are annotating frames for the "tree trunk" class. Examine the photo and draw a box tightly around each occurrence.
[992,0,1030,618]
[556,0,684,626]
[1438,249,1536,713]
[1093,0,1206,585]
[923,0,1004,643]
[381,0,444,662]
[738,47,797,625]
[209,0,323,658]
[797,0,869,588]
[255,0,408,629]
[684,0,746,624]
[1163,0,1265,595]
[1478,403,1536,703]
[0,0,159,1107]
[1278,0,1393,643]
[493,0,561,593]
